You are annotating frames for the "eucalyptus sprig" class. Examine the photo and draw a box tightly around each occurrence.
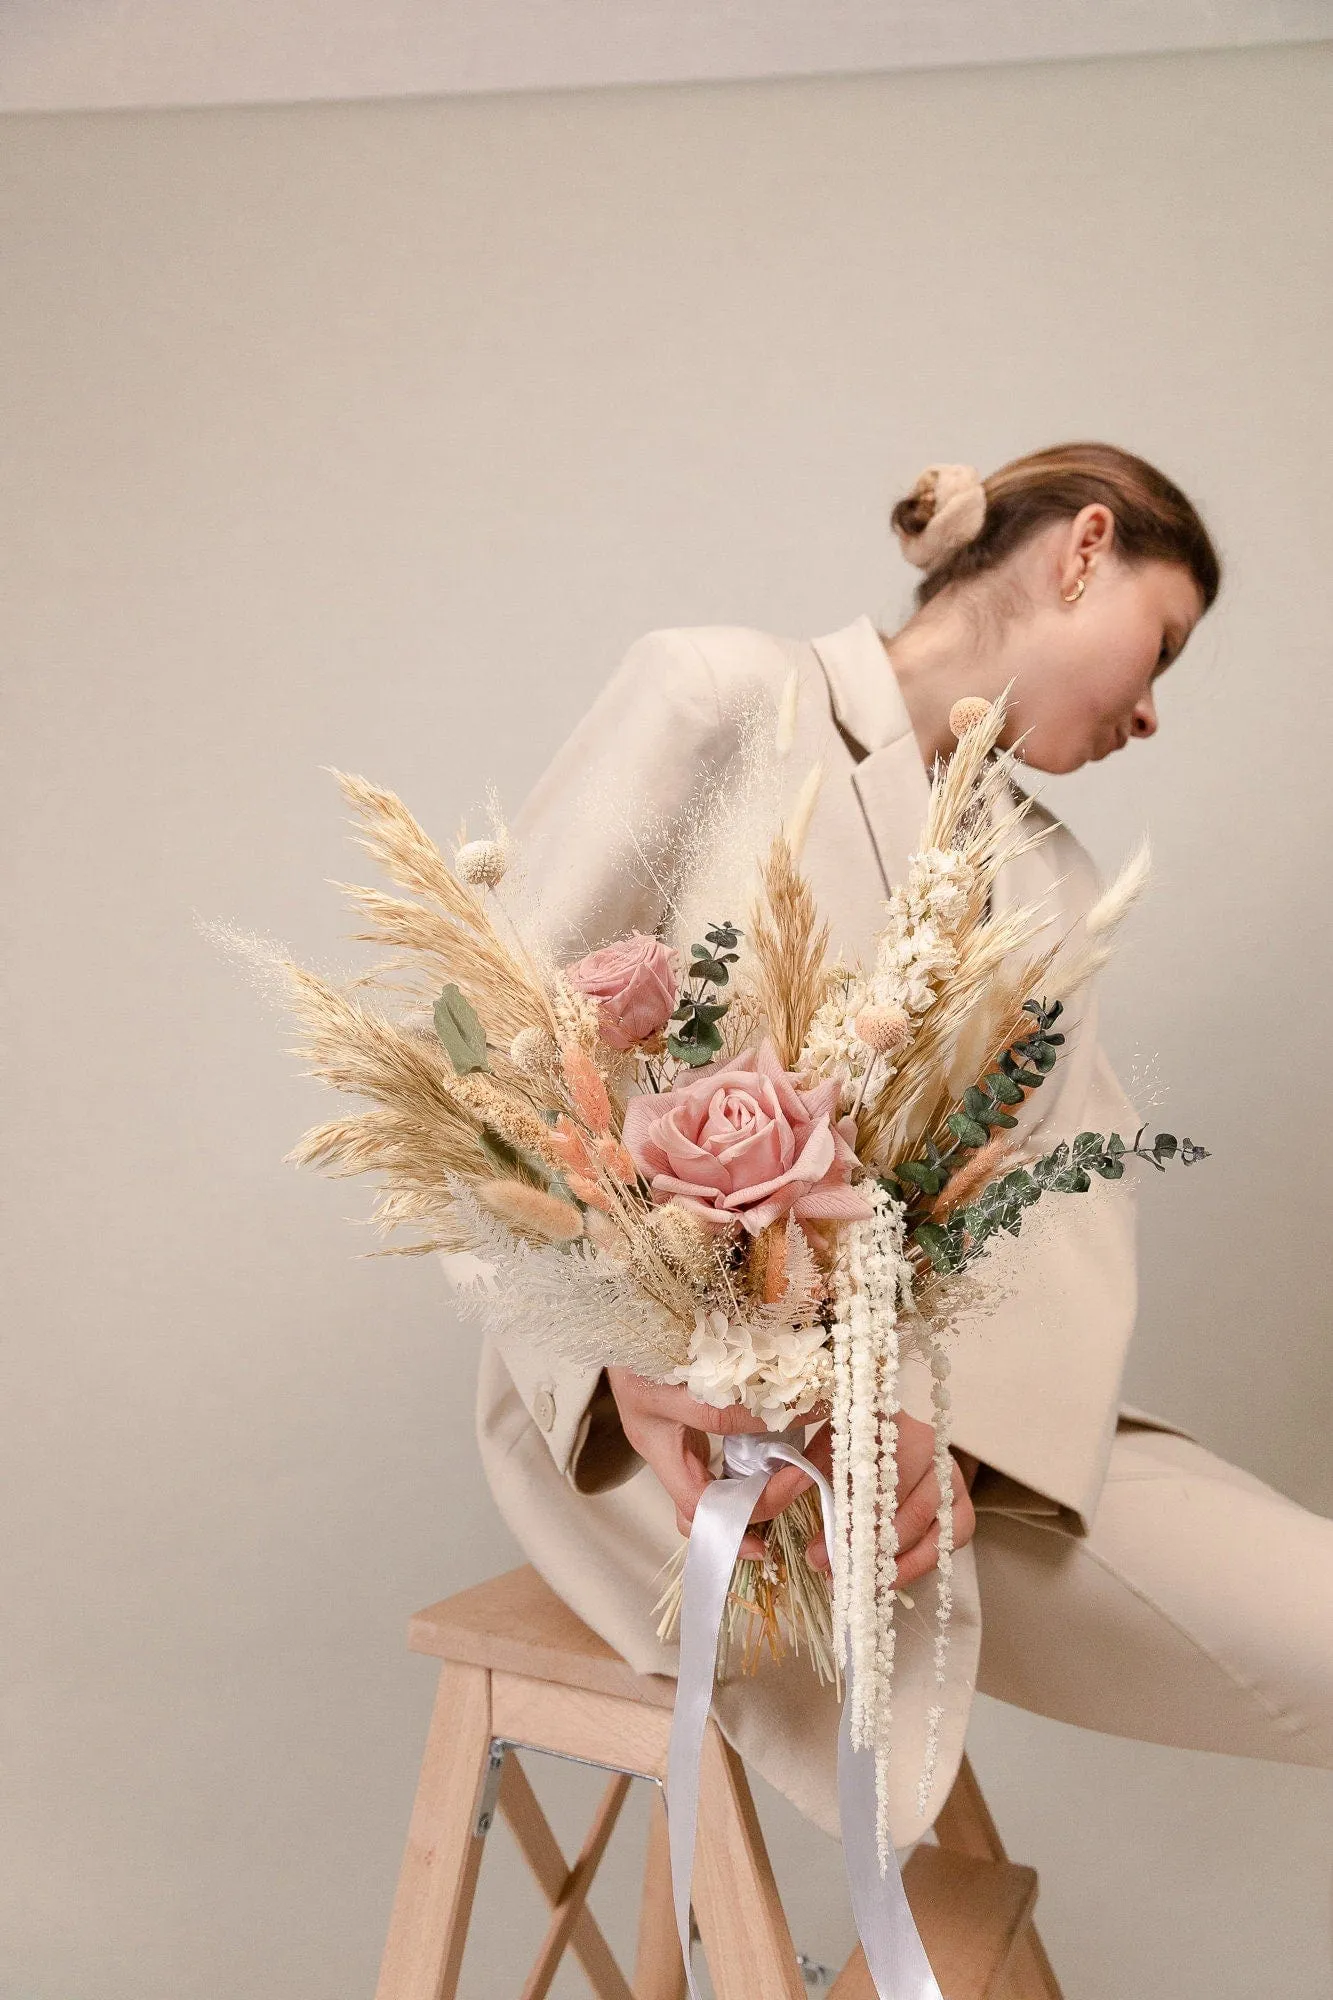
[667,921,742,1067]
[890,999,1066,1201]
[909,1124,1210,1275]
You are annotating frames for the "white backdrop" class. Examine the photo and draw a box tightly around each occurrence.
[3,40,1331,2000]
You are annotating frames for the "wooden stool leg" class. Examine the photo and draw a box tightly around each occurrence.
[375,1660,494,2000]
[635,1790,686,2000]
[691,1723,805,2000]
[1001,1927,1064,2000]
[520,1773,632,2000]
[499,1756,633,2000]
[934,1757,1065,2000]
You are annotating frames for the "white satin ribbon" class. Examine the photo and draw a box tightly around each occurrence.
[665,1431,944,2000]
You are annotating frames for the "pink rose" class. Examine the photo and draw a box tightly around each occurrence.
[564,932,681,1051]
[621,1039,874,1234]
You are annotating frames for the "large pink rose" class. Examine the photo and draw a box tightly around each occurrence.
[564,932,681,1051]
[621,1039,874,1233]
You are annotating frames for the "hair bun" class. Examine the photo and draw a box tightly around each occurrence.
[891,463,987,571]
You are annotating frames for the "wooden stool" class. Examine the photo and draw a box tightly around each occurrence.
[373,1565,1064,2000]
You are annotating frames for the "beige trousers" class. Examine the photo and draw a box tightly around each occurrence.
[970,1418,1333,1769]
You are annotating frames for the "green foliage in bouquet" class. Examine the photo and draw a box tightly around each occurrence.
[912,1126,1209,1275]
[888,999,1066,1201]
[667,922,742,1067]
[887,998,1210,1275]
[433,982,489,1074]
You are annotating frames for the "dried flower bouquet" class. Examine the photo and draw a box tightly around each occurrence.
[272,685,1206,1862]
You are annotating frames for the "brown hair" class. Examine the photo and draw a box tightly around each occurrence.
[890,442,1222,613]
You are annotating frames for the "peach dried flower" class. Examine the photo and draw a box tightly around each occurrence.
[948,696,994,739]
[854,1004,912,1056]
[561,1042,613,1134]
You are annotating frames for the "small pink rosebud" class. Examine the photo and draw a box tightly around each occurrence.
[564,932,681,1051]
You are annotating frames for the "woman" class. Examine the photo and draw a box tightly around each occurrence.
[468,443,1333,1853]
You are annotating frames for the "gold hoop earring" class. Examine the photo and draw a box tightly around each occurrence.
[1061,575,1086,603]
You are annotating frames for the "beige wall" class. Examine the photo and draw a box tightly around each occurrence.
[3,42,1331,2000]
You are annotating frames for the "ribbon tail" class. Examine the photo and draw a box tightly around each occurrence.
[839,1699,944,2000]
[666,1463,770,2000]
[664,1434,945,2000]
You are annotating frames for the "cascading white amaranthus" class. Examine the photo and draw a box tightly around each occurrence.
[917,1327,956,1820]
[830,1179,917,1870]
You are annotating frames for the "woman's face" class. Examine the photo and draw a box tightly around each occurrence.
[995,512,1206,775]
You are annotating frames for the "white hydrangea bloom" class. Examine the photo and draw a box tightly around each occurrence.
[668,1308,832,1426]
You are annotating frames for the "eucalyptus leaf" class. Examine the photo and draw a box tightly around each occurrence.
[668,1033,720,1067]
[692,1001,730,1025]
[913,1221,960,1272]
[434,983,489,1074]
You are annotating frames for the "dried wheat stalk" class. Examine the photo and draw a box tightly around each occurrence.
[747,834,831,1069]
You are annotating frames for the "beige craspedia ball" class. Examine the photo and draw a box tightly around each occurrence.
[948,697,995,740]
[455,838,507,889]
[854,1004,912,1056]
[509,1024,558,1079]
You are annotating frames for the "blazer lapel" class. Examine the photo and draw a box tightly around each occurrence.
[809,614,933,897]
[992,785,1102,1127]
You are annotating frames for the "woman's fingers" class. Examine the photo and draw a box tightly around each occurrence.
[894,1452,975,1556]
[746,1462,813,1523]
[621,1375,771,1437]
[649,1425,712,1522]
[893,1520,941,1588]
[807,1450,977,1578]
[893,1461,947,1554]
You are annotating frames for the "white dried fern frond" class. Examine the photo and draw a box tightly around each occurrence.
[443,1185,691,1377]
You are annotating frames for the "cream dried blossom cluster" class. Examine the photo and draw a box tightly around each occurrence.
[667,1308,832,1427]
[803,844,975,1112]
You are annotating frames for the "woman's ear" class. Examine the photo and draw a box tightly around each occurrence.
[1073,502,1116,566]
[1057,503,1116,597]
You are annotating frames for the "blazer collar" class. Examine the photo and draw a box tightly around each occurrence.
[810,614,933,897]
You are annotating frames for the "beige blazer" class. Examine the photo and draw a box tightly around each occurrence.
[466,613,1150,1845]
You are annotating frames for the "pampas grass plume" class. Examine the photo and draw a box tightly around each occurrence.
[566,1172,613,1213]
[784,760,824,861]
[596,1135,639,1183]
[550,1114,596,1179]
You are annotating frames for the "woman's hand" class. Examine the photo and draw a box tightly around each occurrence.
[606,1368,817,1560]
[606,1368,977,1580]
[805,1409,978,1587]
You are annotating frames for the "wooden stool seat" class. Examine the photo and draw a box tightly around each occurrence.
[375,1564,1063,2000]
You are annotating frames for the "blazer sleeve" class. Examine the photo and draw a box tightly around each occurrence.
[474,626,734,1495]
